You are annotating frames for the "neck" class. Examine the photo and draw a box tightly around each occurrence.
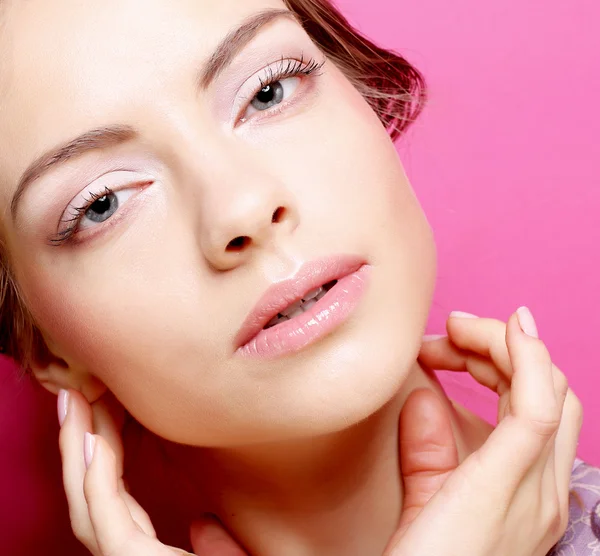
[163,362,492,555]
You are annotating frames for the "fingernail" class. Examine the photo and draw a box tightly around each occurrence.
[57,389,69,427]
[449,311,478,319]
[84,433,96,469]
[422,334,447,342]
[517,306,538,338]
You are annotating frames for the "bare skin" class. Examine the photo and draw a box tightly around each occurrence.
[0,1,580,554]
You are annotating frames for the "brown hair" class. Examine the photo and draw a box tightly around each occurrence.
[0,0,426,372]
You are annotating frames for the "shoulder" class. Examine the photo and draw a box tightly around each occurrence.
[549,458,600,555]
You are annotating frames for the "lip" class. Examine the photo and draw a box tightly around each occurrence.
[234,255,371,358]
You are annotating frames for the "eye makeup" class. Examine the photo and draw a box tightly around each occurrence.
[32,23,327,247]
[233,55,325,125]
[47,170,155,246]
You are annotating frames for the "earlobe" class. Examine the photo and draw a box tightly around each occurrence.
[30,354,107,402]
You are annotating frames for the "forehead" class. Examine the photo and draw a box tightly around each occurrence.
[0,0,287,196]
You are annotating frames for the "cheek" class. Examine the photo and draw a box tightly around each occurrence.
[243,77,437,421]
[272,70,435,274]
[15,225,236,441]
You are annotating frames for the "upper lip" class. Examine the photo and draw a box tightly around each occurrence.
[234,254,366,349]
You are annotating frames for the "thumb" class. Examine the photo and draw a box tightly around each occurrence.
[395,388,459,538]
[190,517,248,555]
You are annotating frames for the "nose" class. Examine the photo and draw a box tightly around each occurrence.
[199,177,299,271]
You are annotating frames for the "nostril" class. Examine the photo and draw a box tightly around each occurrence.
[225,208,287,252]
[226,236,251,251]
[272,207,286,223]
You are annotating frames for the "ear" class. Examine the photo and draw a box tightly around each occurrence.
[30,340,107,403]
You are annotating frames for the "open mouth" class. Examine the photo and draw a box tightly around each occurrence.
[263,280,338,330]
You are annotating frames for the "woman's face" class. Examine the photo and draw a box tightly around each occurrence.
[0,0,436,445]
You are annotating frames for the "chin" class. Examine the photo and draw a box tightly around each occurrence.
[247,312,422,442]
[241,261,434,442]
[333,326,419,425]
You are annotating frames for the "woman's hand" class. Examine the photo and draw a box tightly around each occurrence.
[58,390,247,555]
[387,307,583,556]
[58,306,582,555]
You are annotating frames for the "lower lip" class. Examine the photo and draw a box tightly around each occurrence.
[236,264,372,359]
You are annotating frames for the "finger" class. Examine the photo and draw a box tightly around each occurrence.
[538,366,570,493]
[446,313,571,406]
[395,389,458,538]
[91,393,156,538]
[421,317,514,387]
[441,310,559,502]
[505,310,571,540]
[446,315,513,375]
[84,434,146,555]
[421,327,567,426]
[419,339,510,396]
[120,490,158,538]
[58,389,96,549]
[553,389,583,510]
[506,310,560,443]
[190,518,248,555]
[91,392,126,478]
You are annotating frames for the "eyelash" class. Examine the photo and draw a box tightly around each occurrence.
[48,56,325,246]
[237,55,325,122]
[259,55,324,89]
[49,186,115,246]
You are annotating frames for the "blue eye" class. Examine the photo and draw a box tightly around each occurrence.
[245,76,300,118]
[84,192,119,224]
[50,186,139,246]
[237,57,325,123]
[78,188,136,231]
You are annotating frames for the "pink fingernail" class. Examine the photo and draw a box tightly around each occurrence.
[449,311,478,319]
[422,334,447,342]
[517,306,538,338]
[84,433,96,469]
[57,389,69,427]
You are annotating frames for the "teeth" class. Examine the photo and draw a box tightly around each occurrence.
[302,299,318,312]
[265,315,281,328]
[280,284,325,316]
[287,307,304,319]
[303,286,323,301]
[263,282,334,329]
[281,300,303,317]
[315,289,327,301]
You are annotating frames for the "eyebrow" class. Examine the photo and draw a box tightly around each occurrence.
[10,8,297,222]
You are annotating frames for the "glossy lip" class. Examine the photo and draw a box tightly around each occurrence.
[234,254,368,352]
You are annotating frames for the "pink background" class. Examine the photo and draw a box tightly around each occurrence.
[1,0,598,553]
[337,0,600,463]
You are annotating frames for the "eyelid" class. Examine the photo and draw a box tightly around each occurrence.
[230,56,324,124]
[51,170,155,246]
[58,170,154,226]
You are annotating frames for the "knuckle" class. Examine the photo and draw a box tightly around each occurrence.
[553,368,569,395]
[103,529,141,556]
[541,494,564,540]
[486,317,506,329]
[83,470,98,504]
[69,515,95,548]
[560,390,584,432]
[489,319,509,343]
[547,509,564,540]
[568,391,584,423]
[58,431,68,454]
[68,511,87,536]
[526,416,561,439]
[559,507,570,537]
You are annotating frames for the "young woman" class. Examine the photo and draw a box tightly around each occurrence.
[0,0,594,554]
